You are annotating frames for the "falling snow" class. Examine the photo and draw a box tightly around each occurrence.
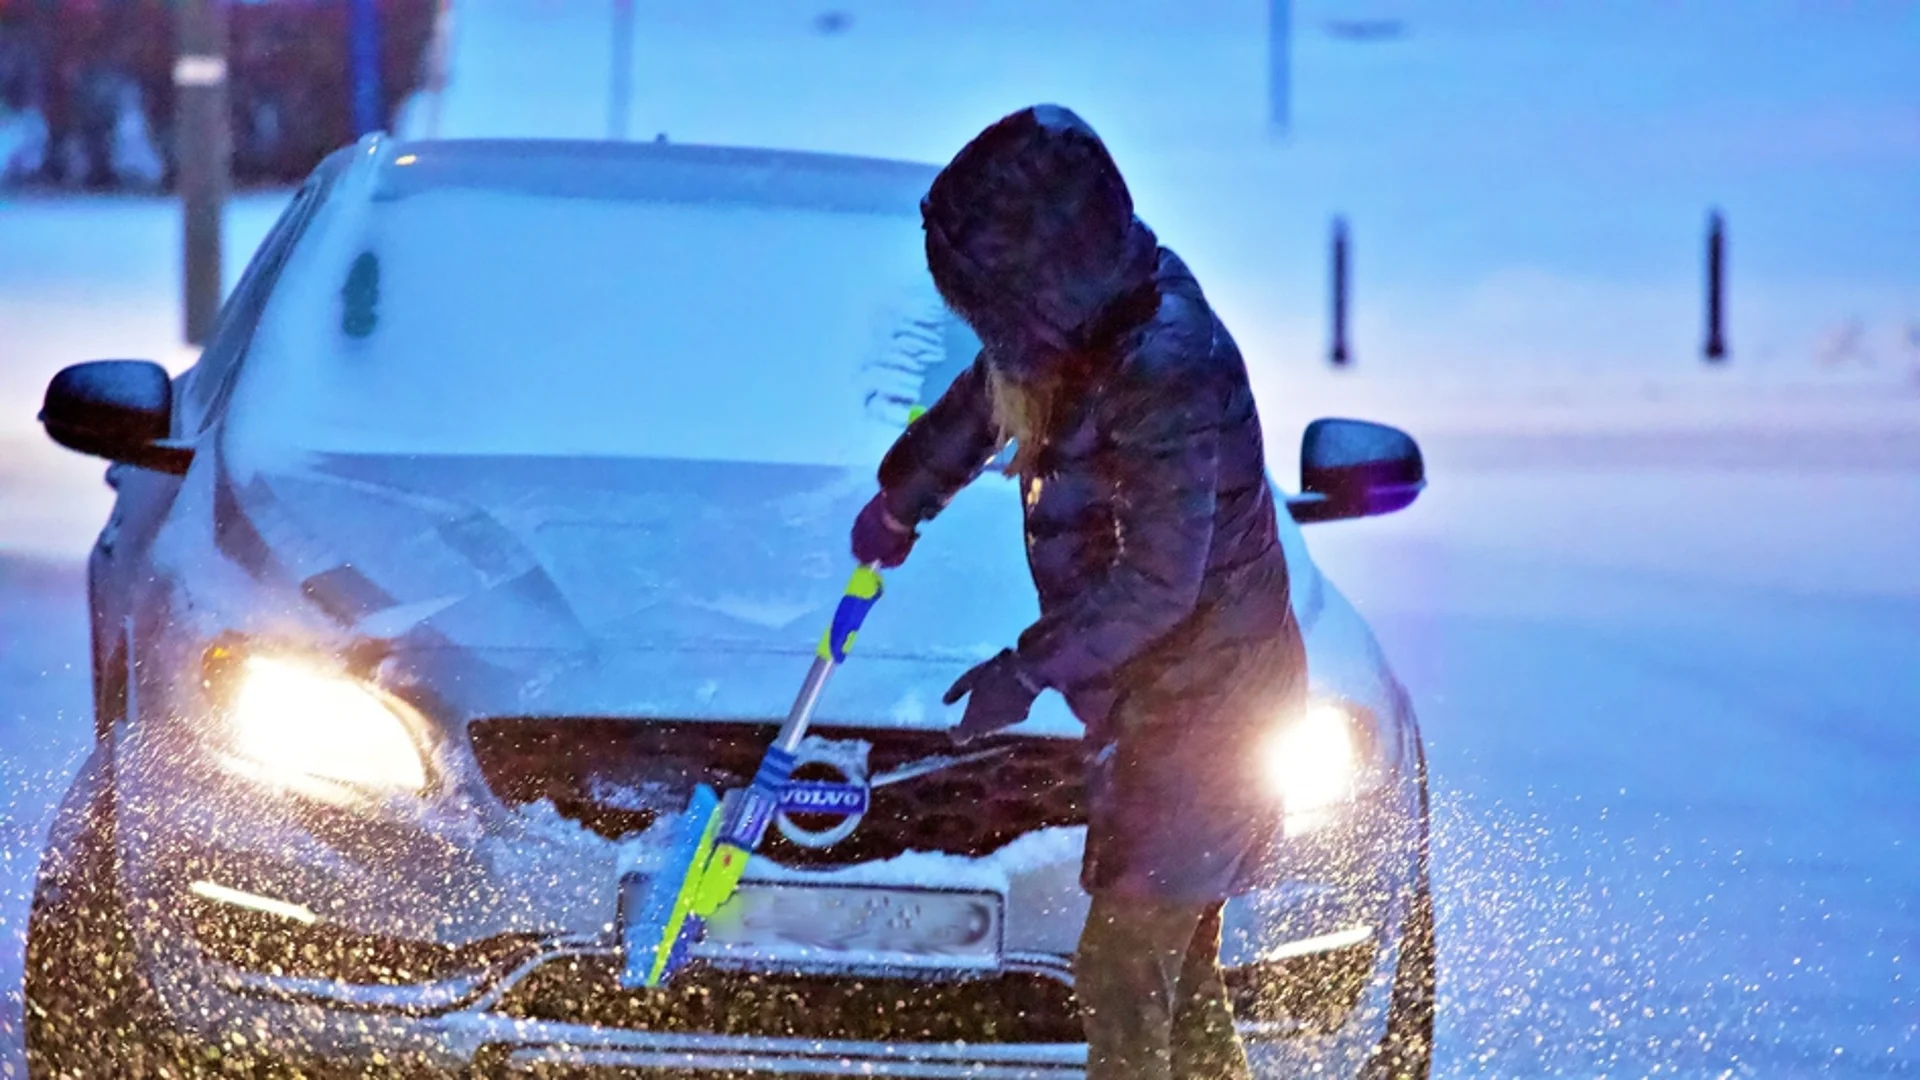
[3,0,1917,1074]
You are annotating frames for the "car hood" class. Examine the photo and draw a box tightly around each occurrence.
[213,452,1079,732]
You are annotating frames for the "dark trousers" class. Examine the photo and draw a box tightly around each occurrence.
[1076,895,1253,1080]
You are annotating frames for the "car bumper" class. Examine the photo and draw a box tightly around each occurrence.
[112,710,1422,1075]
[121,945,1404,1079]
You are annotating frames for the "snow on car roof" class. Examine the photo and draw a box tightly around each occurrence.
[373,139,941,218]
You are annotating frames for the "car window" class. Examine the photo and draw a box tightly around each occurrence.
[175,165,339,435]
[225,184,982,469]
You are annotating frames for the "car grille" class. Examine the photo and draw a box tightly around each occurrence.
[468,719,1085,867]
[493,953,1083,1044]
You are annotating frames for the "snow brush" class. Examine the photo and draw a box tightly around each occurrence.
[620,564,884,989]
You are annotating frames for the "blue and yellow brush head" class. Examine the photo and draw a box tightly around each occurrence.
[622,784,724,989]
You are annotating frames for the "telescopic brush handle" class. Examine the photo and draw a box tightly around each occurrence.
[629,564,889,988]
[820,564,884,663]
[707,564,885,890]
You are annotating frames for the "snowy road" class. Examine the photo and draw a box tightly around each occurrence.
[3,448,1916,1077]
[1317,461,1920,1077]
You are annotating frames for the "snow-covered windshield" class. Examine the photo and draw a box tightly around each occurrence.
[225,165,979,470]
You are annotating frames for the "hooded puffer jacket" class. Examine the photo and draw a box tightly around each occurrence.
[875,105,1306,902]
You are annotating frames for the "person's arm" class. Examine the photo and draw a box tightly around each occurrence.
[876,353,1002,527]
[1012,359,1220,694]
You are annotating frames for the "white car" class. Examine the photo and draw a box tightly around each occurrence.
[29,136,1435,1078]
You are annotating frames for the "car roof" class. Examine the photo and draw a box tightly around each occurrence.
[366,138,942,218]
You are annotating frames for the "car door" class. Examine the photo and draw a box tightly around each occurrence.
[87,163,341,737]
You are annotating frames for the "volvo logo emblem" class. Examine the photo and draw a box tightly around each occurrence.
[775,736,872,850]
[769,737,1018,851]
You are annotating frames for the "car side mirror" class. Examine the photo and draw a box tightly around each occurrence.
[39,360,192,474]
[1286,418,1424,524]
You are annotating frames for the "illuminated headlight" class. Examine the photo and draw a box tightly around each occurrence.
[224,656,429,793]
[1263,701,1376,835]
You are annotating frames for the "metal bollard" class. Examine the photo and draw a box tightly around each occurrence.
[1704,209,1727,363]
[1330,216,1351,368]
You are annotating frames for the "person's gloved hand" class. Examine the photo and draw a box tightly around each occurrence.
[944,649,1042,745]
[851,493,917,569]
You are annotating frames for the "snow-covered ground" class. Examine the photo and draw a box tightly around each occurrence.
[1,0,1916,1074]
[0,558,90,1069]
[1326,466,1919,1076]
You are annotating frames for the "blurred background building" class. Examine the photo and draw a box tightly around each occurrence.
[0,0,440,189]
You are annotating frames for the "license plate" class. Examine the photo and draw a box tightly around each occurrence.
[693,884,1003,971]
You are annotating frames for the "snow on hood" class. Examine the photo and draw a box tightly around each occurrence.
[212,449,1080,735]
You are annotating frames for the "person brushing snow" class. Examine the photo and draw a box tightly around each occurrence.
[850,104,1306,1080]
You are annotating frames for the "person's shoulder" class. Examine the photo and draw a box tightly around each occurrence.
[1118,248,1227,384]
[1097,248,1246,433]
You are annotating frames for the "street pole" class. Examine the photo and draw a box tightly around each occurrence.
[1269,0,1291,133]
[421,0,454,138]
[348,0,385,138]
[174,0,230,346]
[609,0,635,140]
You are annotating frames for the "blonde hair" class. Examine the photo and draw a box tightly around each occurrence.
[987,362,1061,478]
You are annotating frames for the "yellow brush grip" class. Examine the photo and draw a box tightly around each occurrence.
[846,565,883,600]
